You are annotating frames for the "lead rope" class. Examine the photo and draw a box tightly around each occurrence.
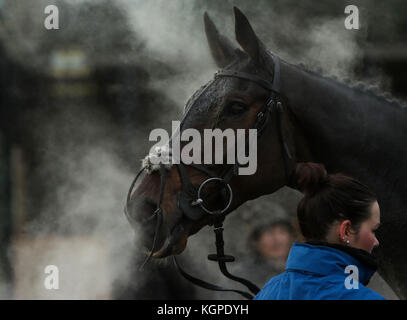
[210,216,260,295]
[173,214,259,299]
[173,257,254,299]
[173,162,260,300]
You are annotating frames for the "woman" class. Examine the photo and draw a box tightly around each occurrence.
[254,162,385,300]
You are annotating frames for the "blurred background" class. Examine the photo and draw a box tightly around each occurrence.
[0,0,405,299]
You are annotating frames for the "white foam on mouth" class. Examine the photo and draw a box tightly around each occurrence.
[142,144,173,174]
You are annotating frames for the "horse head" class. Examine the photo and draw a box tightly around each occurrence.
[126,7,303,260]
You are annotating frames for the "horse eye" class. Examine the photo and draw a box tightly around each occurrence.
[225,101,248,115]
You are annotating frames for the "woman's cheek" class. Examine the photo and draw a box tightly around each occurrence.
[359,229,376,252]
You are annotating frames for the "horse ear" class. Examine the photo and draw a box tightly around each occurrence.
[234,7,265,64]
[204,12,237,68]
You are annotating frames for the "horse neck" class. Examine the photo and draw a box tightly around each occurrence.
[279,61,407,203]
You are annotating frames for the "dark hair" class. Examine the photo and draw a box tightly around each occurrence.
[295,162,377,241]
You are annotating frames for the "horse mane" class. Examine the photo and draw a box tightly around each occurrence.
[295,62,407,110]
[224,50,406,110]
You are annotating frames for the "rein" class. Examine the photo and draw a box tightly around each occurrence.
[124,52,294,299]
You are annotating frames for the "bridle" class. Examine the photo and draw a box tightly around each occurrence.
[124,52,294,299]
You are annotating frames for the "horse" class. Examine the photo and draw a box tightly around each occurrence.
[126,7,407,299]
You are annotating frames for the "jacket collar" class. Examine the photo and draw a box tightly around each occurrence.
[286,242,377,285]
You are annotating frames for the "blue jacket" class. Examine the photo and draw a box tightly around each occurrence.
[254,242,385,300]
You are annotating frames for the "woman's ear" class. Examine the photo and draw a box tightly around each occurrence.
[338,219,352,241]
